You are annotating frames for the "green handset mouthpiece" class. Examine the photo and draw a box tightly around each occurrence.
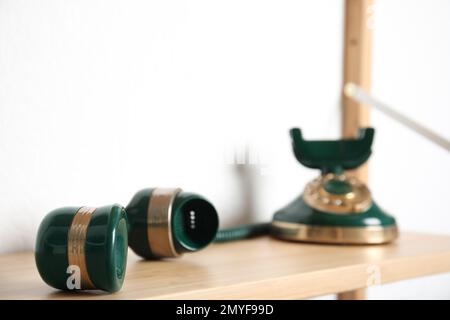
[126,188,219,259]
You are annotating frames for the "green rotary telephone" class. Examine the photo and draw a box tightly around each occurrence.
[271,127,398,244]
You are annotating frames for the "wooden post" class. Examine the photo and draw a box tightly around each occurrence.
[338,0,374,300]
[338,288,367,300]
[342,0,374,182]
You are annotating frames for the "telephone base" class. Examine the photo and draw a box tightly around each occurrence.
[271,221,398,244]
[271,195,398,245]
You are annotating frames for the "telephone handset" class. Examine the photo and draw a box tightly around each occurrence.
[35,188,219,292]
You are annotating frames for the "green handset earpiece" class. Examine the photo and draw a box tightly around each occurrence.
[126,188,219,259]
[35,204,128,293]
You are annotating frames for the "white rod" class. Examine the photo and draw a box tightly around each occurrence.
[344,83,450,153]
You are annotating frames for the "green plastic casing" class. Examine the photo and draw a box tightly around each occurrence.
[126,188,219,259]
[290,127,374,174]
[35,204,128,293]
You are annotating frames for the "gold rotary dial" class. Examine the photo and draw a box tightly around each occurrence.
[303,173,372,214]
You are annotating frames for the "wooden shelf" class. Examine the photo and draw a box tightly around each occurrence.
[1,232,450,299]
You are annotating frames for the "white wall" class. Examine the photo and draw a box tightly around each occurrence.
[369,0,450,299]
[0,0,448,299]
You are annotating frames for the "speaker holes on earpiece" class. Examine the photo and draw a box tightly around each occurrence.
[190,211,196,229]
